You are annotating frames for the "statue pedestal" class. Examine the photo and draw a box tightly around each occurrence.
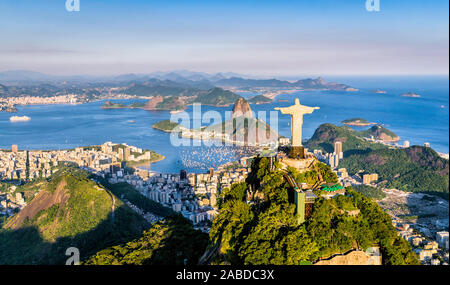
[289,146,305,159]
[279,157,316,173]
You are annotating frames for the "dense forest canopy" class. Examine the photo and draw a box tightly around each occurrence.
[209,157,418,265]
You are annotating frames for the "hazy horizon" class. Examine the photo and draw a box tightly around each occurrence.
[0,69,449,81]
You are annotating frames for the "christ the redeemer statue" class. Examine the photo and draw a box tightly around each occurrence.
[275,98,319,148]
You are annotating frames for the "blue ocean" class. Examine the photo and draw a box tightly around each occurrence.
[0,76,448,173]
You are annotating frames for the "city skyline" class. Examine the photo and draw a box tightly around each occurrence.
[0,0,448,76]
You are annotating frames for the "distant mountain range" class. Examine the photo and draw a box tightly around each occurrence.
[0,69,355,89]
[215,76,357,90]
[0,70,358,101]
[0,69,247,85]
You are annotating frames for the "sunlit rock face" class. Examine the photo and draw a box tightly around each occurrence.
[231,98,253,118]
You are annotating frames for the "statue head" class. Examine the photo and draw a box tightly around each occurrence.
[295,98,300,105]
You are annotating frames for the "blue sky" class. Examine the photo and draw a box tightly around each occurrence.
[0,0,448,76]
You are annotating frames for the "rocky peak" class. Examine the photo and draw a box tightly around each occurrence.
[232,98,252,118]
[316,77,327,85]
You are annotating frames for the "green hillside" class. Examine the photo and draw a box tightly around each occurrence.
[248,95,272,104]
[306,124,448,196]
[155,96,186,110]
[352,185,386,200]
[357,125,400,142]
[208,157,418,265]
[193,87,242,106]
[84,215,209,265]
[152,120,182,132]
[122,84,199,97]
[305,123,387,153]
[101,101,128,109]
[0,167,148,264]
[339,146,449,195]
[114,86,241,109]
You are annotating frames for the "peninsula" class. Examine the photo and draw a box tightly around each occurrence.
[152,98,279,146]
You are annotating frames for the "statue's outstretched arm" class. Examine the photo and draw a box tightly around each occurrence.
[304,106,320,114]
[274,107,291,114]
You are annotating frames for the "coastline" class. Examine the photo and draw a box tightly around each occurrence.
[2,83,448,157]
[126,155,166,167]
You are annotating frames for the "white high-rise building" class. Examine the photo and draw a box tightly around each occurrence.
[436,231,449,249]
[328,155,335,168]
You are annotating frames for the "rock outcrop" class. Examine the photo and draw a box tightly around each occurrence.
[365,125,400,142]
[144,95,164,110]
[231,98,252,118]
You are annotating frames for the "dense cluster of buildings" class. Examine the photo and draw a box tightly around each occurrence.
[313,141,344,169]
[310,141,381,189]
[0,140,251,232]
[0,142,153,181]
[0,186,25,217]
[395,220,449,265]
[104,159,251,232]
[0,142,153,219]
[2,95,79,106]
[180,127,278,148]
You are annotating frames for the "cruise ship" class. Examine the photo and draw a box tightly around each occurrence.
[9,115,31,122]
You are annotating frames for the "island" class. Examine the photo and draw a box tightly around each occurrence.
[247,94,273,104]
[402,92,421,98]
[341,118,376,126]
[370,89,387,94]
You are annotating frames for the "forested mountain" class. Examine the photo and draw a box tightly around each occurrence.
[207,157,418,265]
[0,167,148,264]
